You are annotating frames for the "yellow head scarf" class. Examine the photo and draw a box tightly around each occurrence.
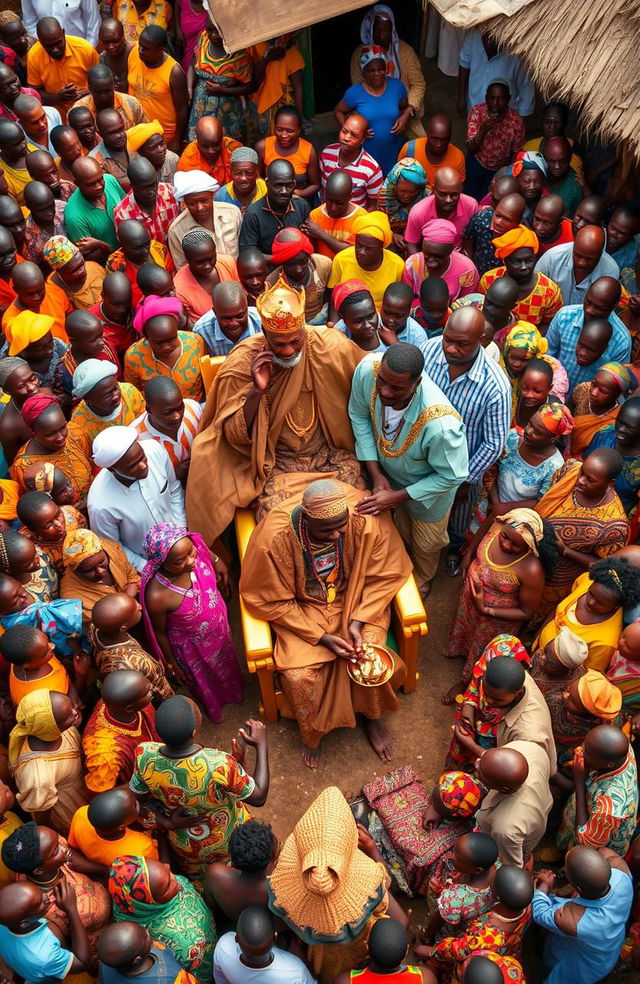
[352,211,393,248]
[503,321,548,359]
[9,689,62,764]
[8,311,55,356]
[126,120,164,154]
[63,529,102,570]
[492,225,539,258]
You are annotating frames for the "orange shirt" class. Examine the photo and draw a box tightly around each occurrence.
[264,135,312,177]
[128,46,178,143]
[398,138,466,188]
[9,655,70,706]
[27,36,99,123]
[308,201,366,259]
[177,136,242,186]
[68,805,159,866]
[3,286,69,343]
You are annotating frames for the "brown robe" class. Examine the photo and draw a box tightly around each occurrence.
[186,327,364,542]
[239,483,413,747]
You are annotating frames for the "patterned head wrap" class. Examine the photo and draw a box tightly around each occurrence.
[133,293,183,336]
[360,5,399,77]
[42,235,79,270]
[62,528,102,570]
[23,462,55,493]
[8,312,54,356]
[301,480,350,520]
[379,158,428,230]
[492,225,539,259]
[598,362,633,394]
[271,228,314,265]
[577,669,622,720]
[9,688,62,764]
[126,120,163,154]
[359,44,387,70]
[538,402,575,436]
[481,633,531,667]
[496,508,545,557]
[437,771,482,817]
[142,522,189,577]
[352,211,393,248]
[0,356,29,389]
[510,151,548,177]
[20,394,60,429]
[503,321,548,358]
[332,279,369,312]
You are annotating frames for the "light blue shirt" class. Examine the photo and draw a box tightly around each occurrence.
[0,919,74,984]
[193,307,263,356]
[459,31,535,115]
[18,106,61,155]
[545,304,631,390]
[348,354,469,521]
[535,243,620,305]
[421,337,511,485]
[334,315,428,354]
[532,866,633,984]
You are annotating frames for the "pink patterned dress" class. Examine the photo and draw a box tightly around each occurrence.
[141,525,244,722]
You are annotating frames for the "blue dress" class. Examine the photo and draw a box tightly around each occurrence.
[342,78,407,176]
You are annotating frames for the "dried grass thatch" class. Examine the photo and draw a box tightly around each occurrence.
[481,0,640,157]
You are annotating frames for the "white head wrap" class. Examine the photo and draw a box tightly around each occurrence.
[92,425,138,469]
[72,359,118,399]
[173,170,220,201]
[555,626,589,669]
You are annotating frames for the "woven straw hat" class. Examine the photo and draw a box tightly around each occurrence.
[268,786,386,942]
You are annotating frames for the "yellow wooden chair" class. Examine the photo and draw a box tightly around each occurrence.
[199,354,226,393]
[235,507,427,723]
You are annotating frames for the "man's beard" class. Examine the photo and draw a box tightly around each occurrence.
[272,351,303,368]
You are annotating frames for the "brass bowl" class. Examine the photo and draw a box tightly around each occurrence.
[347,643,394,687]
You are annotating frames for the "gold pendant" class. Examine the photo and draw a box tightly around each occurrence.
[327,586,336,604]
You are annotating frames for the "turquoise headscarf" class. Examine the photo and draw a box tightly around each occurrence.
[378,157,429,233]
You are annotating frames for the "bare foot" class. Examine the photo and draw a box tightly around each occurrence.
[441,681,464,705]
[302,743,321,769]
[364,718,394,762]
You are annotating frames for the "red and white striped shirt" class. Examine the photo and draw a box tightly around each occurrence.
[132,399,203,474]
[319,144,383,208]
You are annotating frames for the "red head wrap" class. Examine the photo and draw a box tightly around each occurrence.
[20,394,61,429]
[270,229,314,265]
[332,279,369,312]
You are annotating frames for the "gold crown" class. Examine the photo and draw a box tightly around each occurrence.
[256,275,306,334]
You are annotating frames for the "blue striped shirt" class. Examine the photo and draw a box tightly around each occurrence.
[545,304,632,391]
[421,337,511,484]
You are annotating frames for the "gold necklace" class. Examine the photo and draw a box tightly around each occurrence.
[368,362,461,457]
[285,392,317,438]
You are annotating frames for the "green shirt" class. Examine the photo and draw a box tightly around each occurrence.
[64,173,124,250]
[348,354,470,522]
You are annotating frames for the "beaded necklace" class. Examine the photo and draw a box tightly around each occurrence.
[297,510,342,604]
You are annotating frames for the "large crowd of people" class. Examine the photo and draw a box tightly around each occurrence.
[0,2,637,982]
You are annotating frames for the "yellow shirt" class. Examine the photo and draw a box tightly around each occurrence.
[327,246,405,309]
[27,36,98,123]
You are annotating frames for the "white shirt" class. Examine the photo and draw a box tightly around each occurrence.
[459,30,535,115]
[22,0,101,47]
[87,440,187,571]
[213,935,317,984]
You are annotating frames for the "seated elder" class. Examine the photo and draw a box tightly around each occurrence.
[239,479,412,769]
[60,528,140,624]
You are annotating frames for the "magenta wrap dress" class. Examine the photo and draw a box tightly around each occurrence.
[180,0,207,71]
[141,524,244,721]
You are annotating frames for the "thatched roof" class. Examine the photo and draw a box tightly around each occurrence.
[209,0,370,51]
[480,0,640,157]
[426,0,535,30]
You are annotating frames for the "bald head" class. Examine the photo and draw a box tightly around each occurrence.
[477,746,529,793]
[494,192,526,225]
[584,724,629,773]
[532,193,565,243]
[446,306,486,344]
[72,156,104,201]
[102,270,132,306]
[12,260,44,292]
[573,225,606,281]
[66,309,102,342]
[196,116,222,142]
[544,135,573,183]
[325,169,353,200]
[342,112,368,145]
[137,262,173,297]
[24,180,54,213]
[573,195,607,235]
[0,881,43,929]
[101,669,151,714]
[565,845,611,899]
[98,922,151,969]
[492,176,519,202]
[427,114,451,140]
[435,166,462,193]
[128,155,156,184]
